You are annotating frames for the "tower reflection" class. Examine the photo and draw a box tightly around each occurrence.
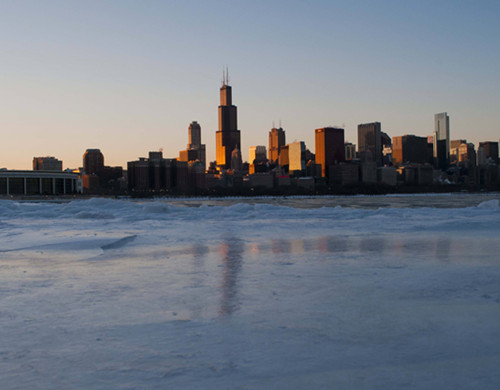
[218,238,244,316]
[435,236,451,262]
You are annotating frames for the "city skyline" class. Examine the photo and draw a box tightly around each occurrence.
[1,1,499,170]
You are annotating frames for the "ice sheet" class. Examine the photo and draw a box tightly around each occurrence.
[0,194,499,389]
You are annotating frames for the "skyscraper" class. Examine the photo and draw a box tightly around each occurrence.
[249,145,267,174]
[189,120,201,147]
[216,71,241,170]
[288,141,306,175]
[179,121,206,169]
[479,141,499,165]
[392,135,430,166]
[434,112,450,170]
[315,127,345,178]
[358,122,382,166]
[344,143,356,161]
[268,127,285,163]
[83,149,104,175]
[249,146,267,164]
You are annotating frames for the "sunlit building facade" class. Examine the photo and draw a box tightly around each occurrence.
[216,72,241,170]
[268,127,285,164]
[288,141,306,175]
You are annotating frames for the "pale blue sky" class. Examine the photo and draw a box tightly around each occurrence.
[1,0,499,169]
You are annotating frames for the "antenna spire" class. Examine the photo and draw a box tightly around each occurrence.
[221,66,230,86]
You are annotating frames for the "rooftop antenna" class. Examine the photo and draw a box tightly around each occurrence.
[226,66,229,85]
[272,120,275,128]
[279,119,282,128]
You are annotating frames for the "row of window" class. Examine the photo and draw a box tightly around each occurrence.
[0,178,77,195]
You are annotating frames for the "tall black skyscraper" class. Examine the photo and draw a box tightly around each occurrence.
[434,112,450,170]
[216,70,241,169]
[358,122,382,166]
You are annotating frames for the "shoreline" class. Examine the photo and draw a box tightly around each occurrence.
[1,186,499,202]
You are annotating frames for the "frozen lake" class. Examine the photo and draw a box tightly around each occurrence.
[1,193,500,389]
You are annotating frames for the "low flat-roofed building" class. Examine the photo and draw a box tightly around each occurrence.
[329,163,359,186]
[361,162,377,183]
[397,164,433,185]
[377,167,397,186]
[295,176,315,190]
[0,170,81,195]
[33,156,63,171]
[248,173,274,189]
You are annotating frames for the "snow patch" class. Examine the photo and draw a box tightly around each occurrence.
[477,199,499,209]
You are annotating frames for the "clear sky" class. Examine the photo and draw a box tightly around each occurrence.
[1,0,499,170]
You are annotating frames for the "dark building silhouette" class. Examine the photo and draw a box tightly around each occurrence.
[33,156,62,171]
[398,164,433,185]
[392,135,430,167]
[127,151,188,194]
[345,142,356,161]
[231,147,242,171]
[479,141,499,165]
[434,112,450,170]
[82,149,123,194]
[381,131,392,148]
[315,127,345,178]
[268,127,285,164]
[330,162,360,185]
[216,71,241,170]
[358,122,382,166]
[179,121,206,169]
[83,149,104,175]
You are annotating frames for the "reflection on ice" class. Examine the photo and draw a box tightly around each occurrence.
[271,238,291,254]
[234,234,461,262]
[318,235,348,253]
[218,238,243,316]
[435,236,452,262]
